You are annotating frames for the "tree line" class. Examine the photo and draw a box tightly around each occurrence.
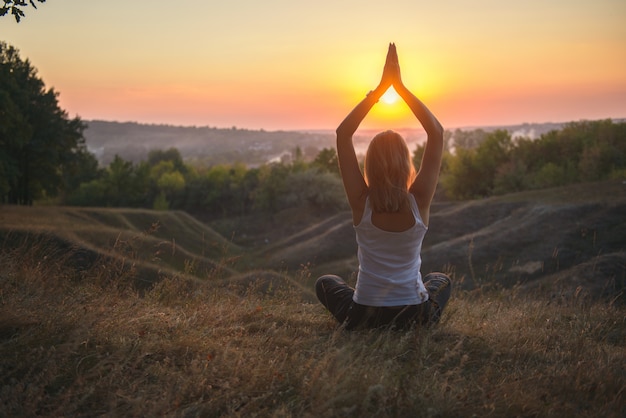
[65,147,347,217]
[2,41,625,215]
[64,118,625,216]
[439,121,626,199]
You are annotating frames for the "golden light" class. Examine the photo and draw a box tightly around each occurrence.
[364,86,414,128]
[333,53,448,129]
[380,86,400,105]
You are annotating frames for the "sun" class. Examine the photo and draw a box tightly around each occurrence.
[380,86,400,105]
[367,85,415,128]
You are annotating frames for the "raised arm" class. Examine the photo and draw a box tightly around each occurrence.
[336,44,396,217]
[389,46,444,224]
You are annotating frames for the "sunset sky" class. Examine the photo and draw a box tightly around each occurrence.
[3,0,625,131]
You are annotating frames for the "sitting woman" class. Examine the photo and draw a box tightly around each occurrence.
[316,43,451,330]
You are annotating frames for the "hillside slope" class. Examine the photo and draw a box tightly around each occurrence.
[0,207,243,286]
[423,181,626,294]
[1,180,624,301]
[242,180,626,301]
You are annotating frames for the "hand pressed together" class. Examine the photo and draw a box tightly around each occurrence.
[377,43,402,94]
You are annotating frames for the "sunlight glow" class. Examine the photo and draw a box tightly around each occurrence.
[3,1,623,129]
[380,87,399,105]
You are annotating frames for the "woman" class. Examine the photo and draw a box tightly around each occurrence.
[315,43,451,330]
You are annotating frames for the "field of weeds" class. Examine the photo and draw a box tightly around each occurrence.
[1,239,624,417]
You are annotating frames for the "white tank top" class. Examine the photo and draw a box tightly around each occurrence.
[353,194,429,306]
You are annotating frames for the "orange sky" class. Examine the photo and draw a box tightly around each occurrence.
[3,1,626,131]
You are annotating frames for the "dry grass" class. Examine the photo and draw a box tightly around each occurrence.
[1,239,624,417]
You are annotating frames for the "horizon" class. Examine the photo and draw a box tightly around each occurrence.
[4,1,626,131]
[84,117,623,135]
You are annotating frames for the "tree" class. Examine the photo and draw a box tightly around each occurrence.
[441,147,480,199]
[312,147,339,175]
[0,89,30,201]
[147,148,187,174]
[0,42,93,204]
[441,130,512,199]
[472,129,512,195]
[61,146,100,197]
[105,155,137,206]
[412,143,425,172]
[452,128,488,151]
[254,163,290,212]
[1,0,46,23]
[280,168,345,211]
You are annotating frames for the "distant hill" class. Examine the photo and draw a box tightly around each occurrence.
[83,120,599,167]
[84,120,335,167]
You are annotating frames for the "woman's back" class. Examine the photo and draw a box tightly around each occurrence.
[369,200,416,232]
[353,194,429,307]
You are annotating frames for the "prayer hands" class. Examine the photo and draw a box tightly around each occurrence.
[379,43,402,91]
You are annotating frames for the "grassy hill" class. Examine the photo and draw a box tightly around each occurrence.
[0,206,245,285]
[423,180,626,300]
[1,181,625,416]
[209,179,626,303]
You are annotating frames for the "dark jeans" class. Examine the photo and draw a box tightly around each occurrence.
[315,273,452,331]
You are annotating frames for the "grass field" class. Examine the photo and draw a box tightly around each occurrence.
[1,240,624,417]
[1,181,625,416]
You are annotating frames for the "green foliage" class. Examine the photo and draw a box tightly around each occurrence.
[147,148,187,174]
[0,42,96,204]
[64,145,346,218]
[279,168,344,210]
[105,155,145,206]
[442,120,626,200]
[1,0,45,23]
[66,155,147,207]
[412,143,425,172]
[62,118,625,211]
[472,129,513,195]
[61,147,101,194]
[253,163,286,212]
[67,179,107,207]
[149,160,176,182]
[441,147,479,199]
[200,163,249,216]
[493,158,528,195]
[532,162,567,189]
[153,191,169,211]
[452,127,488,150]
[311,147,339,175]
[156,170,185,193]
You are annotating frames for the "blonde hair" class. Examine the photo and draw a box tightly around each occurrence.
[364,130,416,213]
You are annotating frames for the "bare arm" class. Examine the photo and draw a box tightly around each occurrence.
[336,45,396,218]
[388,46,443,224]
[335,90,380,211]
[402,83,444,220]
